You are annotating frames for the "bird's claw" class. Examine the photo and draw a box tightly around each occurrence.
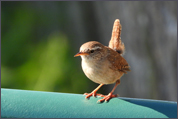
[84,92,96,99]
[84,92,105,99]
[84,92,119,103]
[97,93,118,103]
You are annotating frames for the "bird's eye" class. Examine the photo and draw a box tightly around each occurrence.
[90,50,94,53]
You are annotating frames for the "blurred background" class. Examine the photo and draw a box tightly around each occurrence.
[1,1,177,101]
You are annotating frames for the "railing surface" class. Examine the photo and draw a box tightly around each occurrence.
[1,88,177,118]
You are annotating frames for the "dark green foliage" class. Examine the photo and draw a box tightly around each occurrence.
[1,1,89,94]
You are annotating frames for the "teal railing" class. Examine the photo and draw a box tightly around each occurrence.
[1,88,177,118]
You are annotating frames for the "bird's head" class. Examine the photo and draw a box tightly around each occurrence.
[74,41,107,60]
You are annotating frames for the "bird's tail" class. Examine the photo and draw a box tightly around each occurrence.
[109,19,125,55]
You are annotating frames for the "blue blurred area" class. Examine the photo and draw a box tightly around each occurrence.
[2,88,177,118]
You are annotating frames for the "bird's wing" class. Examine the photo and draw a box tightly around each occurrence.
[107,47,130,74]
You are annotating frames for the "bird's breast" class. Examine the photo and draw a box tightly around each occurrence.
[81,57,123,84]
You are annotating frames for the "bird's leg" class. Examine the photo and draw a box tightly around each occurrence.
[84,84,104,98]
[97,80,120,103]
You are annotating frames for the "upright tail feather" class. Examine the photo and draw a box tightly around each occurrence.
[109,19,125,55]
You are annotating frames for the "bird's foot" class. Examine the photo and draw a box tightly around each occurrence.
[84,92,105,99]
[97,93,118,103]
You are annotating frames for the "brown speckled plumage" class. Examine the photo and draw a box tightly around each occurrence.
[106,46,130,73]
[74,19,130,103]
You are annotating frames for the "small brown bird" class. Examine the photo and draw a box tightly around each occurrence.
[74,19,130,103]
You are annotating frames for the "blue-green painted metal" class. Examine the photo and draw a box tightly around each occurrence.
[1,88,177,118]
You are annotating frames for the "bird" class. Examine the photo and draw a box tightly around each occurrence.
[74,19,130,103]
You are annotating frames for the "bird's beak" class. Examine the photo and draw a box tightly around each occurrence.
[74,52,89,57]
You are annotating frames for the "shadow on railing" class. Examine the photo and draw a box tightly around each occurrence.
[1,88,177,118]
